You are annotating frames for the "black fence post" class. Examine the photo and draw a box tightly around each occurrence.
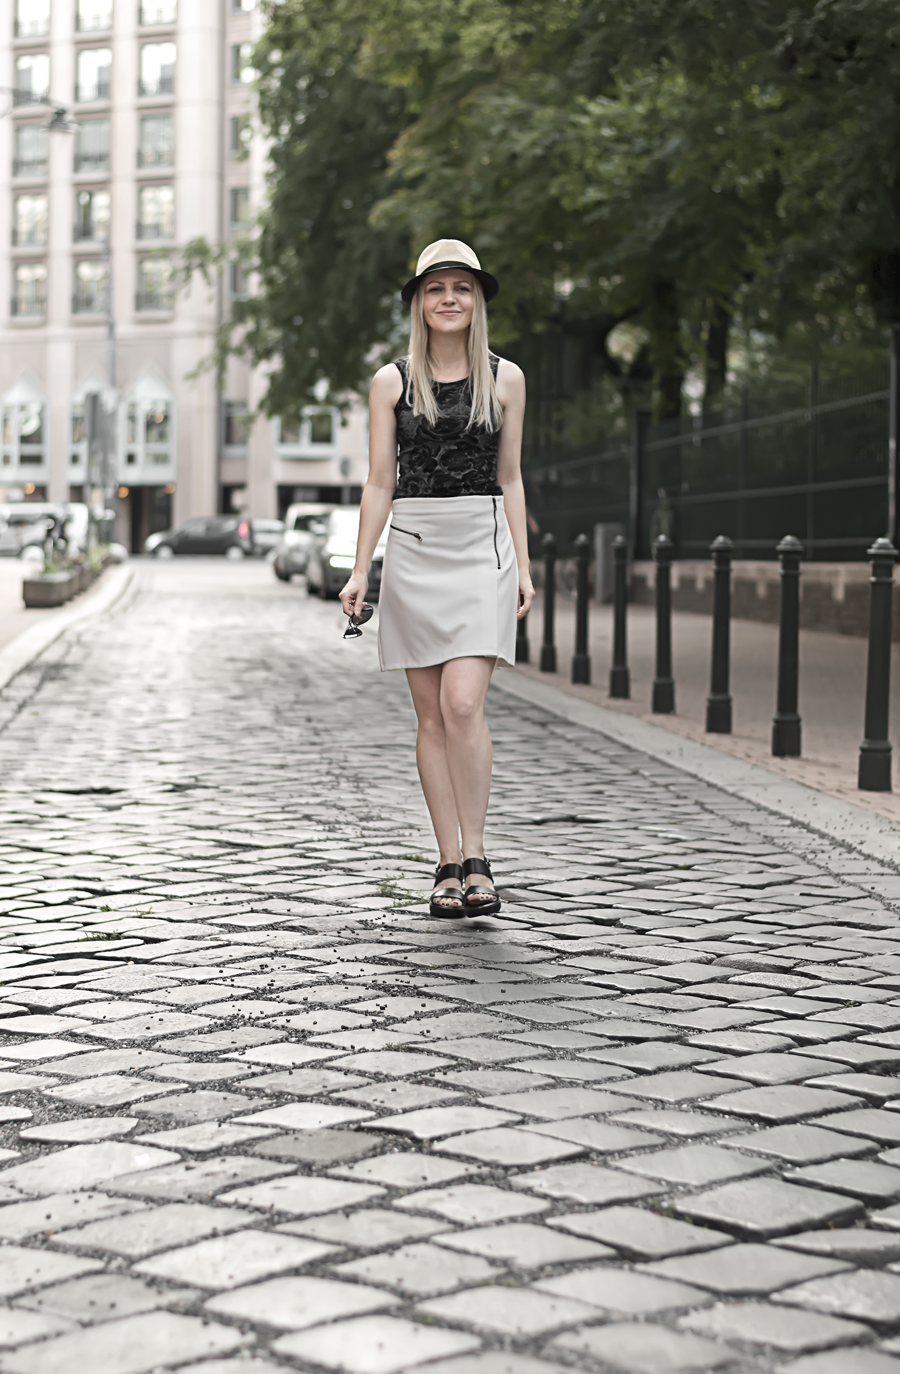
[571,533,591,684]
[609,534,630,698]
[652,534,675,713]
[858,536,897,792]
[540,533,557,673]
[515,612,529,663]
[705,535,733,733]
[772,535,803,757]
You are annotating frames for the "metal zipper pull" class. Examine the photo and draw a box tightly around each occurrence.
[391,524,423,542]
[491,498,501,569]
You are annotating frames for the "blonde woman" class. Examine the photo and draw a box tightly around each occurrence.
[340,239,533,917]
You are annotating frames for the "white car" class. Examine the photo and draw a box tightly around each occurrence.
[304,507,388,599]
[272,503,336,581]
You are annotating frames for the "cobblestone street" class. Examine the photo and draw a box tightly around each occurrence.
[0,559,900,1374]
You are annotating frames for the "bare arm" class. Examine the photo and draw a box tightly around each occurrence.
[495,359,534,619]
[339,364,401,618]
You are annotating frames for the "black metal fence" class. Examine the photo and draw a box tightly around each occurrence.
[525,363,893,561]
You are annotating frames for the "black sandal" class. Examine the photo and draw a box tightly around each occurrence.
[463,857,501,916]
[430,862,465,918]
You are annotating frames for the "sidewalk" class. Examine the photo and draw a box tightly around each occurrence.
[516,593,900,824]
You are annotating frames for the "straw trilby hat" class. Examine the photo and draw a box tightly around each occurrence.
[401,239,499,305]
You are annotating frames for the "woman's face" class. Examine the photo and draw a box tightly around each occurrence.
[420,270,476,336]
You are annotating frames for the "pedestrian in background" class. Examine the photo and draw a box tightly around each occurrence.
[340,239,533,917]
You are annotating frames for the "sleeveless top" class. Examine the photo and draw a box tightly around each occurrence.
[393,356,503,499]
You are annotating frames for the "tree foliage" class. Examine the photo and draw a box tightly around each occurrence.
[195,0,900,430]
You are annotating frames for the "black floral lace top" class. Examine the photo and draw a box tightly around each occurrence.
[393,356,503,499]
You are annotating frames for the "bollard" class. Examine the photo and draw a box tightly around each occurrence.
[540,533,557,673]
[609,534,630,698]
[652,534,675,713]
[515,611,529,663]
[858,536,897,791]
[571,533,591,684]
[772,535,803,757]
[705,535,733,733]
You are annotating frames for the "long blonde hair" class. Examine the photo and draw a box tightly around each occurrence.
[406,278,503,431]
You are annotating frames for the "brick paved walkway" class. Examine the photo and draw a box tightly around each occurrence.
[0,558,899,1374]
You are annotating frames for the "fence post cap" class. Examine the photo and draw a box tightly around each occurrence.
[653,534,673,562]
[574,532,591,553]
[709,535,734,554]
[541,532,557,552]
[776,535,804,555]
[868,536,898,560]
[612,534,628,549]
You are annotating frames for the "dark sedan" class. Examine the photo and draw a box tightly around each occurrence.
[145,517,253,558]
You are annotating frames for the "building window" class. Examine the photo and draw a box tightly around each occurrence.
[75,117,109,171]
[307,409,334,445]
[137,184,174,240]
[74,259,108,313]
[12,263,47,316]
[140,0,176,24]
[74,188,110,242]
[231,0,254,10]
[13,123,48,177]
[228,261,249,301]
[76,48,112,102]
[13,194,48,246]
[229,113,251,160]
[136,255,173,310]
[230,42,254,84]
[14,53,50,106]
[228,186,250,227]
[15,0,50,38]
[76,0,112,30]
[125,397,174,468]
[1,401,46,468]
[139,42,175,95]
[223,401,250,447]
[138,113,173,168]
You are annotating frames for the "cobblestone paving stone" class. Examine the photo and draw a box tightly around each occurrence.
[0,559,898,1373]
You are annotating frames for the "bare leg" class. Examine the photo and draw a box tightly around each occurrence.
[439,657,498,905]
[406,665,463,908]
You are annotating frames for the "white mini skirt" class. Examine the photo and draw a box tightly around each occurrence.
[377,495,518,671]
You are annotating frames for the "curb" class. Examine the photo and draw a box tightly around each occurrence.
[491,668,900,870]
[0,562,135,695]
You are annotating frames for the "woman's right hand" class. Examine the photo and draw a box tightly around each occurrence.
[339,570,369,618]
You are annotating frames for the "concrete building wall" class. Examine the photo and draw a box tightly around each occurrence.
[0,0,368,548]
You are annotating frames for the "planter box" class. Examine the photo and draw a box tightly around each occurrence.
[23,572,77,608]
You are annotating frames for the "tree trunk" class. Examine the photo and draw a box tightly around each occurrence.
[704,301,730,407]
[648,278,683,421]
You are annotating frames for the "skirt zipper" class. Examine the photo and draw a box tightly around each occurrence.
[391,524,423,542]
[491,498,501,569]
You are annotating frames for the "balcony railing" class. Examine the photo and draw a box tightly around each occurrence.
[74,224,107,242]
[138,74,174,96]
[12,228,46,246]
[14,17,50,35]
[136,222,173,241]
[74,151,109,172]
[12,158,48,177]
[136,289,173,311]
[73,290,105,313]
[76,11,112,29]
[75,78,111,102]
[11,294,46,316]
[13,89,48,107]
[137,148,173,168]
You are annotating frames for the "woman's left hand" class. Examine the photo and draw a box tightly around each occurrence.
[517,572,535,620]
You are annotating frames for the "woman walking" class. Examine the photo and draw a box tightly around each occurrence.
[340,239,533,917]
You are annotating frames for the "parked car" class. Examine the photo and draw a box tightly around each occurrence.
[0,503,69,557]
[272,503,336,581]
[249,518,284,558]
[304,506,388,599]
[145,516,253,558]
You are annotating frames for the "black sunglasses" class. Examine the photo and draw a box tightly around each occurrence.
[343,603,374,639]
